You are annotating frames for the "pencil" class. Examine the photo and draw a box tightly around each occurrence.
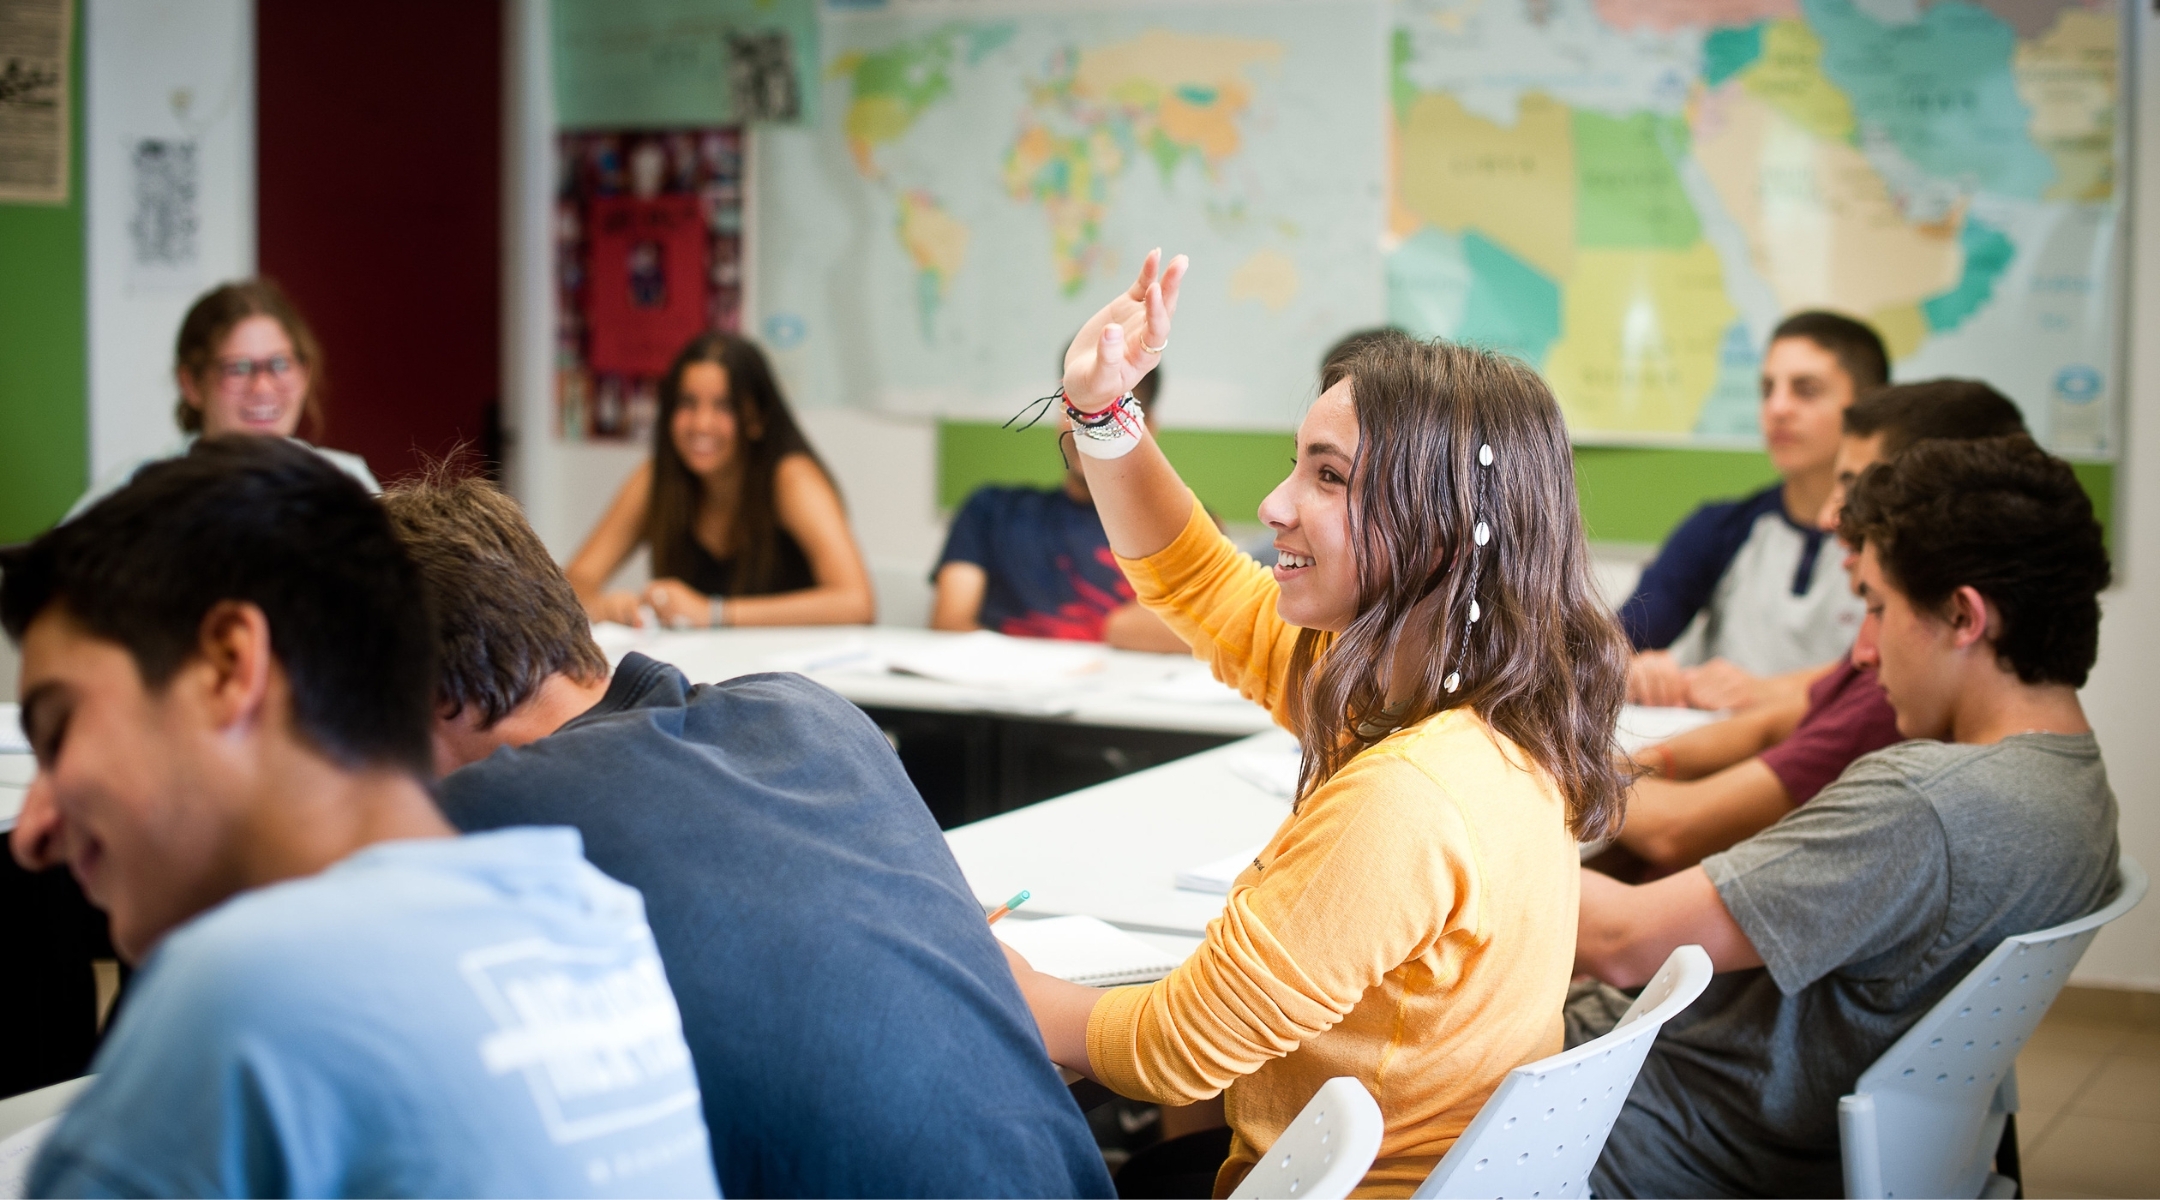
[986,889,1031,925]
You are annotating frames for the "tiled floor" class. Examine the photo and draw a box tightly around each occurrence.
[2016,987,2160,1199]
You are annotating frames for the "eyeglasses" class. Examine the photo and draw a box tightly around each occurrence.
[215,355,303,391]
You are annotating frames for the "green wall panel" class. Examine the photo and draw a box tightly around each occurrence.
[938,421,2116,550]
[0,10,86,543]
[1571,446,1776,545]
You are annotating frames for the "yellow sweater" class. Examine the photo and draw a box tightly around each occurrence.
[1088,497,1581,1197]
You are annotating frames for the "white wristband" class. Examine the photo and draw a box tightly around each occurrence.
[1069,396,1146,460]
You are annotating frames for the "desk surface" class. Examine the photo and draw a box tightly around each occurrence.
[0,755,27,837]
[946,729,1299,936]
[593,625,1279,736]
[943,704,1721,936]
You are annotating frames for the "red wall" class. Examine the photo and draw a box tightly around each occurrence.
[257,1,503,483]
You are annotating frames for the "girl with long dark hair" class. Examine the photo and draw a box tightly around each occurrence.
[567,333,873,627]
[999,252,1631,1195]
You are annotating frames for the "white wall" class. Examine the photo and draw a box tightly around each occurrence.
[84,0,253,481]
[2066,0,2160,990]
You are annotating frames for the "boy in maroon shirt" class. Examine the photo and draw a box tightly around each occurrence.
[1614,380,2027,871]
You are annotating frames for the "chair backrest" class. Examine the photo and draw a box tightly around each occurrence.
[1841,856,2148,1200]
[1414,945,1714,1199]
[1229,1077,1385,1200]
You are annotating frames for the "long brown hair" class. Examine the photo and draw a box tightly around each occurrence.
[1287,333,1630,841]
[645,332,827,593]
[173,278,326,438]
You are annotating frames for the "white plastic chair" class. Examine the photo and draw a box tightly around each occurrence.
[1840,855,2148,1200]
[1229,1076,1385,1200]
[1414,944,1714,1199]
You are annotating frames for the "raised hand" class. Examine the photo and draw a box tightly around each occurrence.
[1062,248,1188,414]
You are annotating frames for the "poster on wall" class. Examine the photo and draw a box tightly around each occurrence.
[0,0,72,205]
[124,136,199,291]
[552,0,817,128]
[754,0,2123,459]
[556,128,745,442]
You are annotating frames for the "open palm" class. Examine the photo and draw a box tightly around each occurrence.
[1061,248,1189,414]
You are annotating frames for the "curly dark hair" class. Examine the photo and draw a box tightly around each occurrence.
[1840,435,2109,687]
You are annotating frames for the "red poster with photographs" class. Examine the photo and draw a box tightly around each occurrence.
[584,194,709,377]
[556,129,744,442]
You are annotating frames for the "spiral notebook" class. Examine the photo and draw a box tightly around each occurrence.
[991,915,1184,986]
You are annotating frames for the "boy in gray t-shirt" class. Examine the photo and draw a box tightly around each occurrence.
[1573,435,2121,1198]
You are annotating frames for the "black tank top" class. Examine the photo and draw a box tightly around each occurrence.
[670,527,816,598]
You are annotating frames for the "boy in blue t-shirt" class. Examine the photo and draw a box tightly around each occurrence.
[932,369,1192,650]
[2,439,716,1199]
[1619,312,1888,711]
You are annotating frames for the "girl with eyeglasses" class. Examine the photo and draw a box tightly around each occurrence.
[68,279,378,519]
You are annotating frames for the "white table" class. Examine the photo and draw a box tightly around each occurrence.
[0,761,25,836]
[1,703,24,835]
[947,728,1297,936]
[591,625,1277,737]
[943,705,1722,936]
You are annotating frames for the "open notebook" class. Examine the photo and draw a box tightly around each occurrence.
[992,915,1184,986]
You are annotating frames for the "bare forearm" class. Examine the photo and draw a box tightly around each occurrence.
[1645,699,1804,779]
[720,584,875,627]
[1618,761,1793,871]
[1008,960,1106,1076]
[930,563,987,631]
[1103,602,1188,653]
[1576,866,1762,987]
[1076,436,1195,561]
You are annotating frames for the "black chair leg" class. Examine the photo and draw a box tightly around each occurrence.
[1995,1112,2023,1198]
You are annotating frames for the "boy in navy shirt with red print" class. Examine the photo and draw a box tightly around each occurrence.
[931,369,1193,650]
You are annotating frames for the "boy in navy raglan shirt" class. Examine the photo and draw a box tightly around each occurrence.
[1621,312,1888,711]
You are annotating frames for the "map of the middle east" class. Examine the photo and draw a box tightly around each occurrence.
[755,0,2121,455]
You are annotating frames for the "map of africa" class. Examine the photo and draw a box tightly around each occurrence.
[757,0,2120,455]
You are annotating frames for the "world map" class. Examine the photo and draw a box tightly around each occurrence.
[756,0,2120,455]
[1388,0,2120,453]
[755,2,1386,431]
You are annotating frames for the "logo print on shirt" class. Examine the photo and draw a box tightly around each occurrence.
[461,936,701,1145]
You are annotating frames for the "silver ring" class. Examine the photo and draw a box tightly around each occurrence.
[1143,338,1169,354]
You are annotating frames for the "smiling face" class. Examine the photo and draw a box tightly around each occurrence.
[1760,336,1857,479]
[1258,380,1362,632]
[181,315,311,438]
[12,609,240,962]
[669,361,740,478]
